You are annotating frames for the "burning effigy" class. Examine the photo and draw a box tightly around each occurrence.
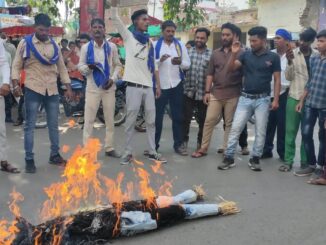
[0,139,239,245]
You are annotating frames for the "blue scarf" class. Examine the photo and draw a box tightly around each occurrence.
[132,30,156,89]
[24,34,59,65]
[155,37,185,81]
[87,40,111,88]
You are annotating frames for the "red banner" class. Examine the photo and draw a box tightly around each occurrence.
[79,0,104,34]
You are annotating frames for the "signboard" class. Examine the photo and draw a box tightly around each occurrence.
[79,0,104,33]
[0,14,24,28]
[0,14,34,28]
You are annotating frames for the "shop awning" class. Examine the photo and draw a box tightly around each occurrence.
[0,26,64,37]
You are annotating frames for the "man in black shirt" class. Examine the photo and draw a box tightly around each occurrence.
[218,26,281,172]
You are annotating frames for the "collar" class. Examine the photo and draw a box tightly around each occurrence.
[32,35,51,44]
[163,39,175,47]
[297,47,318,56]
[252,48,268,56]
[192,46,209,54]
[93,39,106,48]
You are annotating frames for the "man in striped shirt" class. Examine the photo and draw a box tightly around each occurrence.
[183,28,212,152]
[295,30,326,177]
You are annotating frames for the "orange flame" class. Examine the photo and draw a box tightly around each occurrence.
[40,139,104,221]
[0,188,23,245]
[62,145,70,153]
[1,137,175,242]
[67,119,76,128]
[151,161,165,176]
[136,168,157,209]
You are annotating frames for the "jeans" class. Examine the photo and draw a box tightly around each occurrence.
[301,105,326,167]
[24,88,60,160]
[263,90,288,159]
[155,82,184,150]
[222,109,248,149]
[183,95,207,147]
[225,96,270,158]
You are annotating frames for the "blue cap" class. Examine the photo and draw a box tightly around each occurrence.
[275,29,292,41]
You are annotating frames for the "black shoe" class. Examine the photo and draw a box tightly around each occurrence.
[261,152,273,159]
[49,154,67,166]
[248,157,262,171]
[175,146,188,156]
[25,159,36,173]
[13,119,24,126]
[105,150,122,158]
[218,157,235,170]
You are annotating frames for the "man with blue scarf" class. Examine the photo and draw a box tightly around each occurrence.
[153,20,190,156]
[11,14,73,173]
[111,0,167,165]
[78,18,123,158]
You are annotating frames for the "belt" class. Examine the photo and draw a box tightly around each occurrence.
[241,92,268,99]
[127,82,149,89]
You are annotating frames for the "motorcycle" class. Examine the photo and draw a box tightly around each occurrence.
[97,79,127,126]
[60,79,127,127]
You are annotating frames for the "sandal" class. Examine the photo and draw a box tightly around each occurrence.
[0,161,20,174]
[307,178,326,185]
[279,164,292,172]
[191,151,207,158]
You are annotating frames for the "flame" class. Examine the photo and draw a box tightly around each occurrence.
[0,188,23,245]
[1,137,175,242]
[151,161,165,176]
[136,168,157,209]
[67,119,76,128]
[40,139,104,221]
[62,145,70,153]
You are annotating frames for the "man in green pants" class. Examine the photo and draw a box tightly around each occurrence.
[279,28,317,172]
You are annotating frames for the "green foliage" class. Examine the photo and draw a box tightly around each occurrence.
[163,0,205,31]
[247,0,258,7]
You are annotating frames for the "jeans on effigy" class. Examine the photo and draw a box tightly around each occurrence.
[120,211,157,236]
[182,204,219,220]
[156,190,198,208]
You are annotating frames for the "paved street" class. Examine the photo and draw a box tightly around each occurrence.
[1,115,325,245]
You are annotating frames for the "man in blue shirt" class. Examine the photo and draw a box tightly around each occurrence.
[295,30,326,177]
[218,26,281,172]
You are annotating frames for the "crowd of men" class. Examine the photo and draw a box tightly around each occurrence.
[0,0,325,186]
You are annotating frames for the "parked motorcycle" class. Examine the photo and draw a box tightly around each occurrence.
[97,79,127,126]
[60,79,127,127]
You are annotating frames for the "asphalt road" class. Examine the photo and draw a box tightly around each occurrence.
[1,116,325,245]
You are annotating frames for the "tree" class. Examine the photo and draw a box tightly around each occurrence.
[247,0,258,8]
[163,0,205,31]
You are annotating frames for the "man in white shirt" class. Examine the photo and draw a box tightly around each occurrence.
[154,20,190,155]
[78,18,123,158]
[262,29,292,161]
[0,39,20,173]
[111,0,166,164]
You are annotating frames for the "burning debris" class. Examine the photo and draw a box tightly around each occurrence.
[0,139,239,244]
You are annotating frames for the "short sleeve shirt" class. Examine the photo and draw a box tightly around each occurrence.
[239,49,281,95]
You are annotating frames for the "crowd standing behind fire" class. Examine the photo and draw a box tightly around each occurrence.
[0,5,325,186]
